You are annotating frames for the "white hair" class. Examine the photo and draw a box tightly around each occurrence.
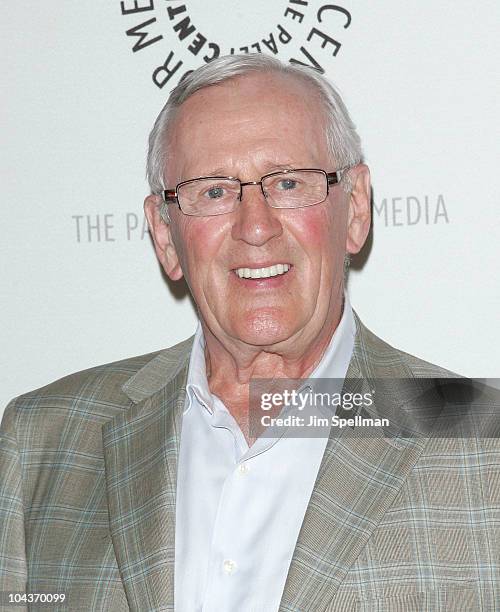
[146,53,364,220]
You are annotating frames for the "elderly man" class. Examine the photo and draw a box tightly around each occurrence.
[1,54,498,611]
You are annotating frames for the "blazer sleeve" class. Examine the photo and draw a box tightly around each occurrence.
[0,401,28,598]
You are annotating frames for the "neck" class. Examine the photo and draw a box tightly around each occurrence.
[201,293,345,438]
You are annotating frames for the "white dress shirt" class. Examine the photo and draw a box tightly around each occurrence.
[174,296,356,612]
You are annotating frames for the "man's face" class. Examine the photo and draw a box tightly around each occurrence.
[146,73,370,351]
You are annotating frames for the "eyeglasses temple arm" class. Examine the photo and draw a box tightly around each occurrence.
[326,170,344,186]
[163,189,178,204]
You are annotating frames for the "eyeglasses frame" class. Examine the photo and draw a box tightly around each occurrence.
[162,168,345,215]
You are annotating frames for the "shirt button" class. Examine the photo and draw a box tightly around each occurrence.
[223,559,237,574]
[237,463,249,475]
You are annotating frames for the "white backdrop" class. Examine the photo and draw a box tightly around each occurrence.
[2,1,499,415]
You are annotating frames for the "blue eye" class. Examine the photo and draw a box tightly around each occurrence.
[278,178,298,190]
[206,186,225,199]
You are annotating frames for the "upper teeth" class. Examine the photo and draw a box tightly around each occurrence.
[235,264,290,279]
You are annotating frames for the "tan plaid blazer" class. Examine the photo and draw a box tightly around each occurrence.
[1,314,499,611]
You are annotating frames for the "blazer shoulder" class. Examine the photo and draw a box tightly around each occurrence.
[5,336,195,426]
[353,313,457,379]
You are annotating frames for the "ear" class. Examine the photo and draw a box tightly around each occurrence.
[144,195,184,281]
[345,164,371,255]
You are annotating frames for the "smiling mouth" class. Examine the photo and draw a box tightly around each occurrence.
[233,263,291,279]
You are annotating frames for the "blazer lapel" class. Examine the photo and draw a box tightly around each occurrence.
[280,315,429,611]
[102,339,193,612]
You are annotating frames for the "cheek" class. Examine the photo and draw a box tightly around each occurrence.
[172,217,230,281]
[290,202,347,261]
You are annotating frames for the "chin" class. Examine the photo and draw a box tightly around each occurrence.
[231,311,297,347]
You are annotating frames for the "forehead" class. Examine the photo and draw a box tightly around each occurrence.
[166,72,330,179]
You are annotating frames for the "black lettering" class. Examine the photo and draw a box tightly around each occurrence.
[179,69,194,83]
[317,4,352,28]
[188,32,207,55]
[284,7,304,22]
[166,3,186,20]
[277,25,292,44]
[120,0,154,15]
[203,42,220,62]
[289,46,324,72]
[251,42,261,52]
[126,18,163,52]
[307,27,341,55]
[262,33,278,54]
[152,51,183,88]
[289,0,308,6]
[173,16,196,41]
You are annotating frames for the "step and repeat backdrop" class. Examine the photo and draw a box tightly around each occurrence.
[2,1,499,413]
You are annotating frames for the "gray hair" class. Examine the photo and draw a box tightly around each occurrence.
[146,53,363,221]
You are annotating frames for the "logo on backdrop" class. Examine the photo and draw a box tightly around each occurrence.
[118,0,353,89]
[373,194,449,227]
[71,3,448,243]
[71,194,449,243]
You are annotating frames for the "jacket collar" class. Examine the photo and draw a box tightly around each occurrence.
[102,337,192,611]
[279,313,429,610]
[121,336,194,404]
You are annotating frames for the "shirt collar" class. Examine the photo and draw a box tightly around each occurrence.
[185,325,212,415]
[185,292,355,414]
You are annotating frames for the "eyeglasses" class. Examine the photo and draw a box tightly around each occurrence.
[163,168,346,217]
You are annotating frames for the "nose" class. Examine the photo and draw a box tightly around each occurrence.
[230,183,283,246]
